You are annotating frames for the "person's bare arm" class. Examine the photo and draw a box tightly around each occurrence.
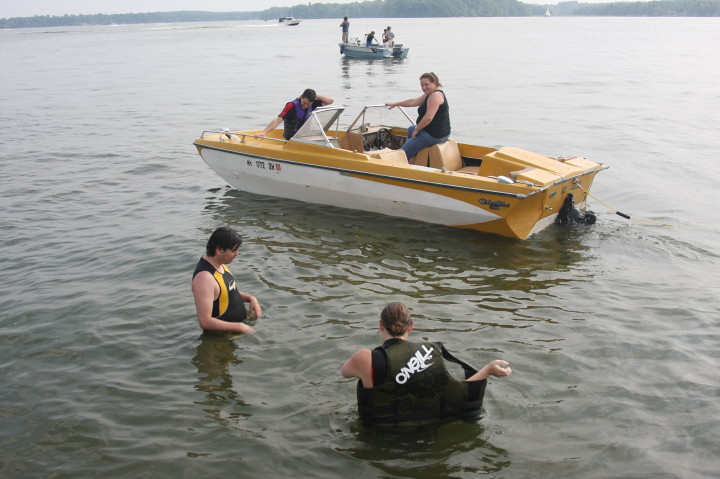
[386,94,425,109]
[341,348,374,387]
[239,292,262,319]
[260,117,283,137]
[467,360,511,381]
[316,94,334,106]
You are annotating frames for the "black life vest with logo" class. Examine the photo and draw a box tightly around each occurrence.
[356,340,486,428]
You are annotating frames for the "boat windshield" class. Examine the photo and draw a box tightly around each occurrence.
[345,105,415,133]
[290,104,414,147]
[291,106,344,146]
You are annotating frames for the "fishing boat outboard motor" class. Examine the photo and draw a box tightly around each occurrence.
[556,193,596,226]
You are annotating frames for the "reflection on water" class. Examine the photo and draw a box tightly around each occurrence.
[203,187,596,304]
[192,333,251,423]
[337,420,510,478]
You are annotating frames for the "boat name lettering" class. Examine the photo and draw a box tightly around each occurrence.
[479,198,510,210]
[247,160,282,172]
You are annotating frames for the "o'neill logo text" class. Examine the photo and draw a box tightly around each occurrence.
[395,345,434,384]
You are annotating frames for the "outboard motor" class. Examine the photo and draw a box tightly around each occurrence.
[556,193,596,226]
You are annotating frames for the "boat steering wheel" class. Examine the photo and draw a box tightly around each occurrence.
[375,128,393,150]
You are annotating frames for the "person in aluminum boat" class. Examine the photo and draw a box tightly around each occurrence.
[340,16,350,43]
[341,302,512,428]
[385,26,395,47]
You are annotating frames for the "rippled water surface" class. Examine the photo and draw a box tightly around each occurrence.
[1,17,719,478]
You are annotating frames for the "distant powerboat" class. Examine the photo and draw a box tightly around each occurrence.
[279,17,302,26]
[340,36,409,59]
[194,105,606,239]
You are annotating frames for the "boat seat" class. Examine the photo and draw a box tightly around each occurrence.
[340,131,364,152]
[416,140,479,174]
[369,148,408,164]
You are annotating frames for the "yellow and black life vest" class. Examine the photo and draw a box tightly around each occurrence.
[193,257,247,323]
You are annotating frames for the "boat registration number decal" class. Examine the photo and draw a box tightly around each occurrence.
[247,160,282,172]
[479,198,510,210]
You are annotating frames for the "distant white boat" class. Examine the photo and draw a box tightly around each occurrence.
[279,17,302,26]
[545,8,551,16]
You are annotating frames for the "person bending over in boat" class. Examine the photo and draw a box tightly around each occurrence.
[386,72,450,164]
[259,88,334,140]
[192,226,262,334]
[341,302,512,429]
[366,31,379,47]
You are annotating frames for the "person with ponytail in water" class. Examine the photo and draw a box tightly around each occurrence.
[342,302,512,428]
[260,88,334,140]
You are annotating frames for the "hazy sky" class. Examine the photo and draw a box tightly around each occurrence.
[2,1,346,18]
[2,0,592,18]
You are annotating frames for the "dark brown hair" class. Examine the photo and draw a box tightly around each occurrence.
[380,302,413,337]
[420,72,442,87]
[206,226,242,256]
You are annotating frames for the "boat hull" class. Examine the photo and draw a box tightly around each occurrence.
[193,136,605,239]
[340,43,409,59]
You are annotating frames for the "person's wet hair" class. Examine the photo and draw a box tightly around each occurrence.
[381,302,413,337]
[206,226,243,256]
[301,88,317,102]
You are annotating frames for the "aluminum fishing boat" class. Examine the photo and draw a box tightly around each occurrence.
[193,105,606,239]
[339,36,409,59]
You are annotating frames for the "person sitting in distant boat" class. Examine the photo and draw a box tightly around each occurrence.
[386,72,451,164]
[385,26,395,47]
[340,16,350,43]
[192,226,262,334]
[259,88,334,140]
[341,302,512,429]
[382,28,389,46]
[366,31,379,47]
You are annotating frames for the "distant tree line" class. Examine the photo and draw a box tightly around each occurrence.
[2,0,719,29]
[0,11,256,29]
[259,0,538,19]
[549,0,720,15]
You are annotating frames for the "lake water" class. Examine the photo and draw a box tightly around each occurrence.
[1,16,719,479]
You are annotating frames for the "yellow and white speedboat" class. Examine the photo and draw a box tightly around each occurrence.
[193,105,607,239]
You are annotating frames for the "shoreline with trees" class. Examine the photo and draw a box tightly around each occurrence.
[2,0,719,29]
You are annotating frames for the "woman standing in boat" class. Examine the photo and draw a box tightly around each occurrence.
[386,72,450,164]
